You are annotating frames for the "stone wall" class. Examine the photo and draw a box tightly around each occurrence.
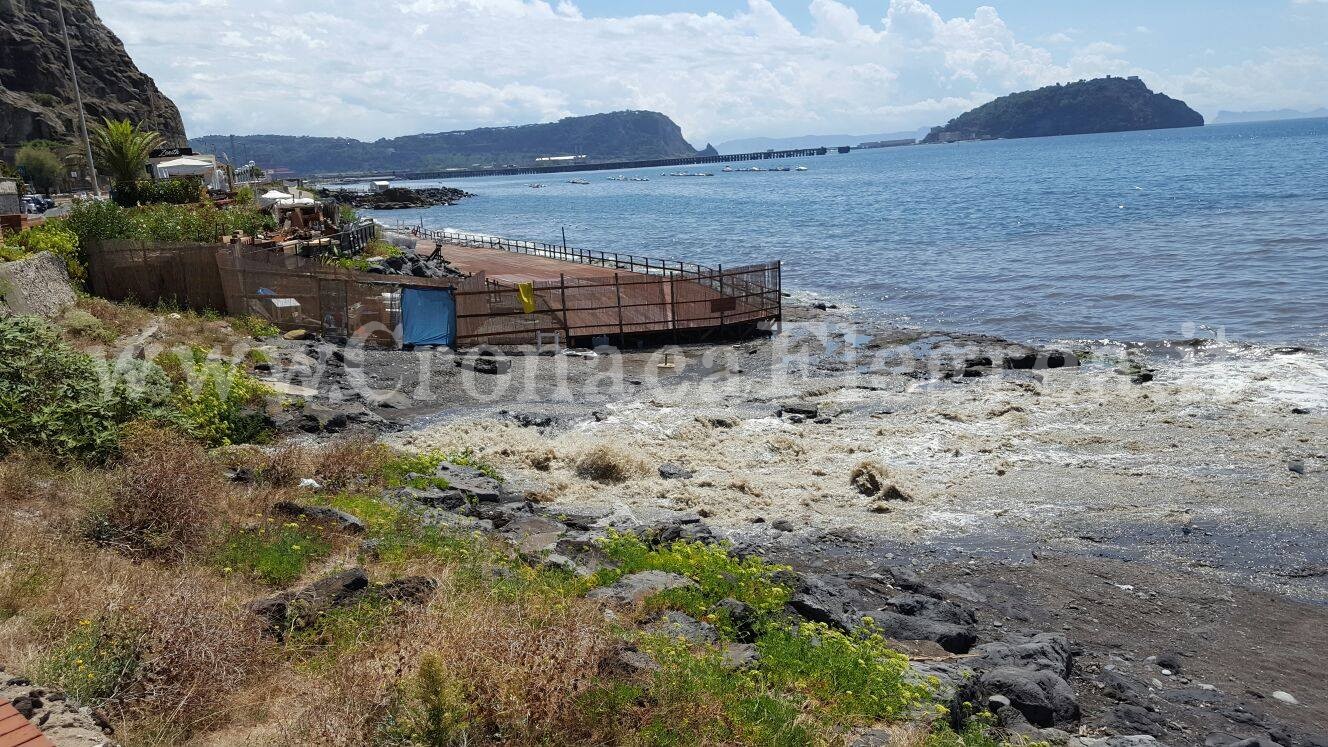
[0,251,77,319]
[0,179,18,215]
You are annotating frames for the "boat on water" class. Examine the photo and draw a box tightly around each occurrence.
[607,175,627,181]
[528,183,544,188]
[567,179,590,185]
[722,166,733,172]
[795,165,809,171]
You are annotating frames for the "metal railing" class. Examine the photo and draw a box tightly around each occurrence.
[396,226,717,279]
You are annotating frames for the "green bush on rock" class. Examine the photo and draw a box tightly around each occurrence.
[0,317,172,464]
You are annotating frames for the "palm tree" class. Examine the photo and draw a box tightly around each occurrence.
[90,118,163,189]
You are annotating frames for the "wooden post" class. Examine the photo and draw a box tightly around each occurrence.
[559,272,571,343]
[670,275,679,344]
[614,273,626,348]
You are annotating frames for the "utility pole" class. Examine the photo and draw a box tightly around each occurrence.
[56,0,101,197]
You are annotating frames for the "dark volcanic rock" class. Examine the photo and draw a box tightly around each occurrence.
[1,0,187,144]
[973,666,1081,728]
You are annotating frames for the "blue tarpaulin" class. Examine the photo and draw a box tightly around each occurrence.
[401,287,456,347]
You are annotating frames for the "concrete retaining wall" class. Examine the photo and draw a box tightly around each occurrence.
[0,251,77,319]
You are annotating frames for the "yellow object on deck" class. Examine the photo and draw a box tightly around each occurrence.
[517,282,537,313]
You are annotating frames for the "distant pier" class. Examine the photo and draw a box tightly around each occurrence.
[315,147,832,183]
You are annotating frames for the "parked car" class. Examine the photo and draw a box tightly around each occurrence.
[33,194,56,210]
[21,196,46,214]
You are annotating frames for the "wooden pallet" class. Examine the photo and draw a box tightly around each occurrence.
[0,700,53,747]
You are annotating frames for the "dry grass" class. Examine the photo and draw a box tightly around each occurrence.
[576,444,647,484]
[224,437,391,491]
[0,518,276,743]
[270,565,616,746]
[97,424,230,560]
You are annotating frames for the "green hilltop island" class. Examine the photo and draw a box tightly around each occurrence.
[923,76,1204,143]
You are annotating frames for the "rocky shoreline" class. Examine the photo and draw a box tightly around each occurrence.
[225,299,1326,747]
[317,185,472,210]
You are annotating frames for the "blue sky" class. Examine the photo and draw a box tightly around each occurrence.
[99,0,1328,142]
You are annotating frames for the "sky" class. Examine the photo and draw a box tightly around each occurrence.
[95,0,1328,145]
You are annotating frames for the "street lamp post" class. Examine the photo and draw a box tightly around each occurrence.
[55,0,101,197]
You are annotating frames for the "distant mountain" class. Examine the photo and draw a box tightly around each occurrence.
[192,111,709,176]
[716,130,927,154]
[922,77,1203,144]
[1211,108,1328,125]
[0,0,186,145]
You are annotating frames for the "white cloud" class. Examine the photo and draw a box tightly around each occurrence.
[92,0,1328,143]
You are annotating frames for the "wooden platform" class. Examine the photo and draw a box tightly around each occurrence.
[0,700,53,747]
[413,239,641,284]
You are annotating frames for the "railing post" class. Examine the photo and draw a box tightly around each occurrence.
[559,273,571,342]
[614,273,626,348]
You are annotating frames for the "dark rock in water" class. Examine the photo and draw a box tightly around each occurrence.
[272,500,366,533]
[659,463,694,480]
[586,570,695,606]
[973,666,1081,727]
[1005,349,1080,370]
[779,402,820,419]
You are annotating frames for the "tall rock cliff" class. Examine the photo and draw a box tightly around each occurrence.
[0,0,186,145]
[192,111,710,175]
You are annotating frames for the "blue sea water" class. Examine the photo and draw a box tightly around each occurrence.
[360,119,1328,348]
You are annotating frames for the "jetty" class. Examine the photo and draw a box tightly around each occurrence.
[316,147,830,183]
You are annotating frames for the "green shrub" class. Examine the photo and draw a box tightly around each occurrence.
[64,199,276,246]
[325,256,374,272]
[112,176,204,206]
[0,317,172,464]
[4,220,85,283]
[322,493,475,565]
[215,520,331,586]
[631,635,815,746]
[230,315,281,339]
[155,347,273,446]
[60,308,115,343]
[33,617,139,707]
[64,198,136,244]
[380,654,474,746]
[595,534,791,624]
[755,621,932,722]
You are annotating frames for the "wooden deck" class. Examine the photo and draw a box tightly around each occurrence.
[413,238,641,284]
[404,238,780,345]
[0,700,53,747]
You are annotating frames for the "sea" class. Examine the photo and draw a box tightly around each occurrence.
[356,119,1328,357]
